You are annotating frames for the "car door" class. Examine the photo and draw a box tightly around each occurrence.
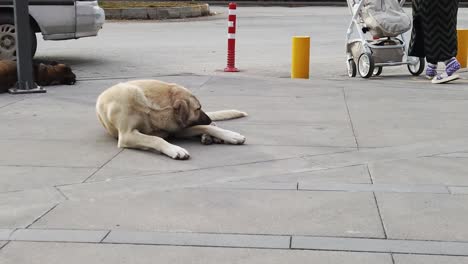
[28,0,76,40]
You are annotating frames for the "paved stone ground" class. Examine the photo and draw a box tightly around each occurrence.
[2,6,468,263]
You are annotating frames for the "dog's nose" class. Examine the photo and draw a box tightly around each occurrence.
[196,111,212,126]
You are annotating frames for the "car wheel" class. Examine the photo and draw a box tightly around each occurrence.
[0,13,37,60]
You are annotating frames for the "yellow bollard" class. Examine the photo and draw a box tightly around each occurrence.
[457,29,468,68]
[291,36,310,79]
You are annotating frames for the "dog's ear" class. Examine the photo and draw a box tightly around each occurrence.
[173,99,190,127]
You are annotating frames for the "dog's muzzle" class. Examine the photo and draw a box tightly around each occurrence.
[194,111,212,126]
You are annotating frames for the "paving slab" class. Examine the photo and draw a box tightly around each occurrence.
[214,123,356,147]
[299,183,449,194]
[0,139,119,168]
[437,152,468,158]
[59,156,321,199]
[32,189,384,238]
[292,236,468,256]
[10,229,108,243]
[85,147,352,184]
[87,144,350,181]
[104,230,290,248]
[208,164,371,189]
[0,242,393,264]
[302,138,468,171]
[0,166,95,193]
[369,157,468,186]
[0,241,6,249]
[0,96,24,109]
[449,187,468,195]
[200,93,351,126]
[393,254,468,264]
[0,188,63,228]
[0,230,14,240]
[344,86,468,148]
[376,193,468,241]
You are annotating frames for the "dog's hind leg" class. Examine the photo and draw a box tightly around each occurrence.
[176,125,245,145]
[118,130,190,160]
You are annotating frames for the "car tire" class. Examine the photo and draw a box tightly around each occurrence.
[0,13,37,60]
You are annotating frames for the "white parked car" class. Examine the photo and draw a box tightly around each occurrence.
[0,0,105,59]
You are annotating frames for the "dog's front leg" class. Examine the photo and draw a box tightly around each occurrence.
[119,130,190,160]
[176,125,246,145]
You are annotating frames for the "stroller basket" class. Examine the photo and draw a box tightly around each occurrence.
[348,39,404,64]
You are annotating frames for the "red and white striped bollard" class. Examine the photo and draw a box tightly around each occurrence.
[224,2,239,72]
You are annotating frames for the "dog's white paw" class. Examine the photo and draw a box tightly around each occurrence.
[221,131,246,145]
[164,145,190,160]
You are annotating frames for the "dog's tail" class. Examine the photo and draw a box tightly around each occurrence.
[206,110,248,121]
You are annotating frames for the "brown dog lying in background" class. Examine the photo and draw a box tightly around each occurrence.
[0,60,76,93]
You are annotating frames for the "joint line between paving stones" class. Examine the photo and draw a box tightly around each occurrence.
[390,253,396,264]
[25,204,59,229]
[0,98,26,109]
[54,186,69,200]
[366,163,374,184]
[342,87,359,150]
[372,192,388,239]
[82,149,125,183]
[197,75,214,89]
[0,241,11,251]
[100,230,112,243]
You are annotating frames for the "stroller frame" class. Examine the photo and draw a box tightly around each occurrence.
[345,0,425,78]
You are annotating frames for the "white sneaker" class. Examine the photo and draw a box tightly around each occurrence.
[431,73,460,84]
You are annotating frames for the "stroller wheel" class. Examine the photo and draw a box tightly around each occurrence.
[358,53,375,78]
[408,57,425,76]
[347,59,357,77]
[373,66,383,76]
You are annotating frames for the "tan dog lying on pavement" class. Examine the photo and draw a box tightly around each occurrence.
[96,79,247,159]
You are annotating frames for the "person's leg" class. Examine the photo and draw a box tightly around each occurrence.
[425,62,437,79]
[445,57,461,76]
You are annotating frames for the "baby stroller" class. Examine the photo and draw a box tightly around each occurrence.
[346,0,425,78]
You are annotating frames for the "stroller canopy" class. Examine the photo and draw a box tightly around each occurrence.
[361,0,411,37]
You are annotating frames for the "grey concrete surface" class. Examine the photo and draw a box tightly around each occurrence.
[1,5,468,263]
[31,189,385,238]
[292,236,468,255]
[0,189,63,228]
[393,254,468,264]
[450,187,468,194]
[10,229,109,243]
[376,193,468,241]
[0,242,393,264]
[369,157,468,185]
[0,230,13,240]
[104,230,290,248]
